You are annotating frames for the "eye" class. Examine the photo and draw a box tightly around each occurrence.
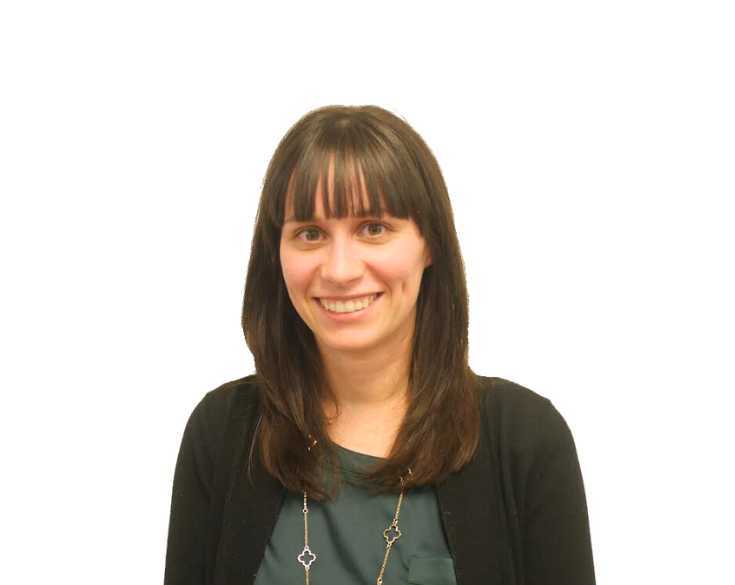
[294,221,390,243]
[362,222,388,237]
[297,227,322,242]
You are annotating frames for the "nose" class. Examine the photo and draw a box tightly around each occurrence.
[319,235,364,286]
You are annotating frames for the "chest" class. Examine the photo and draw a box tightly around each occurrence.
[253,453,456,585]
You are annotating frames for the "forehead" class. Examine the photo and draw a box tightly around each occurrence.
[284,185,379,220]
[283,156,387,222]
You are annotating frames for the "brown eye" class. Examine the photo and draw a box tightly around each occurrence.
[362,222,388,237]
[297,227,322,242]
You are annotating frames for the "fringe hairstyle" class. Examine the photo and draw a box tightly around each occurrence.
[242,105,481,500]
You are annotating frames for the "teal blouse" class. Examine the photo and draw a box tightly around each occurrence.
[253,441,457,585]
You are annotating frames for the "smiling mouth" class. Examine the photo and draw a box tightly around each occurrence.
[316,292,383,314]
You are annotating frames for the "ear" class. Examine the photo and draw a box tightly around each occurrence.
[423,248,433,268]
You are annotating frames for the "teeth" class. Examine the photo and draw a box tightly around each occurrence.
[319,294,378,314]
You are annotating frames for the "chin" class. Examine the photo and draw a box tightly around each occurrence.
[317,333,380,352]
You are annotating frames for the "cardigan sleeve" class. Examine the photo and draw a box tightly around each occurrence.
[164,393,221,585]
[521,399,596,585]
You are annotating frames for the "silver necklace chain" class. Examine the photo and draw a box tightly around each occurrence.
[298,437,411,585]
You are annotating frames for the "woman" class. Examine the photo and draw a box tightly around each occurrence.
[164,105,596,585]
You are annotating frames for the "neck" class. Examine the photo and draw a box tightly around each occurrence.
[317,329,413,457]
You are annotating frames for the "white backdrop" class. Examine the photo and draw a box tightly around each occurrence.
[1,1,733,583]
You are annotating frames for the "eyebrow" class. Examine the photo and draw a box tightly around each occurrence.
[283,213,388,225]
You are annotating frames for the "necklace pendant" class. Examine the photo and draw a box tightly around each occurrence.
[383,521,402,546]
[298,544,317,570]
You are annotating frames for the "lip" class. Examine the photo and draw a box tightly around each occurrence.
[314,292,383,322]
[315,292,383,302]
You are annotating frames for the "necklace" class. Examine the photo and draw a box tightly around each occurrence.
[298,437,411,585]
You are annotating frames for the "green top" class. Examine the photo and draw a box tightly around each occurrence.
[254,441,457,585]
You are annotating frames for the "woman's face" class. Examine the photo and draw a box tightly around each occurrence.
[279,185,432,356]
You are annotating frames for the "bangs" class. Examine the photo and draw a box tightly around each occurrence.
[275,128,424,228]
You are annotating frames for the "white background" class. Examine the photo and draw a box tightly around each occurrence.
[1,1,733,583]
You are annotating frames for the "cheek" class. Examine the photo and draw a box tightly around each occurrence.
[378,249,426,287]
[279,246,313,292]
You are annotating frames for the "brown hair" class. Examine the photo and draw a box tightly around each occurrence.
[242,105,480,500]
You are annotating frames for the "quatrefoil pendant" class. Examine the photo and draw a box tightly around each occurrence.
[298,545,317,570]
[383,522,402,546]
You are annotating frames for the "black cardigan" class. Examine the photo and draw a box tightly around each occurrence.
[164,375,596,585]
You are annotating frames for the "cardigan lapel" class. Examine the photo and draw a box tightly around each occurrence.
[213,402,287,585]
[434,420,506,585]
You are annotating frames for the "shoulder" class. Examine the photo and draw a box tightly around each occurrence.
[184,373,260,442]
[477,375,553,421]
[195,373,260,421]
[475,375,576,460]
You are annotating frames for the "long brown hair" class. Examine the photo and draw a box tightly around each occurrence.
[242,105,480,500]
